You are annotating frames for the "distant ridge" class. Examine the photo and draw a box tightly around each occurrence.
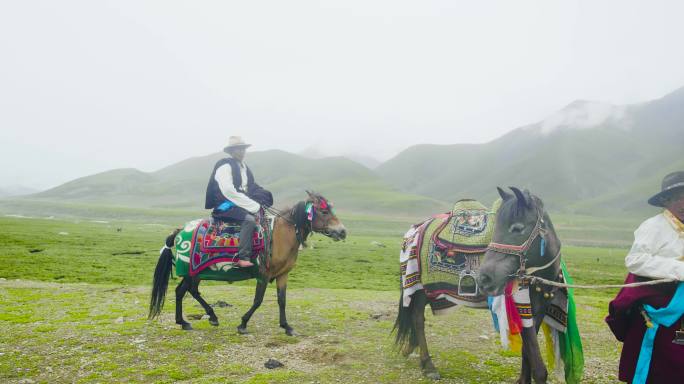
[376,86,683,215]
[32,149,447,216]
[0,185,39,198]
[23,85,684,217]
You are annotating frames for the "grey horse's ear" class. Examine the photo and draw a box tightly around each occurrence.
[524,189,543,210]
[497,187,513,201]
[523,189,535,206]
[509,187,530,209]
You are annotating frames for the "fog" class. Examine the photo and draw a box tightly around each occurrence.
[1,1,683,190]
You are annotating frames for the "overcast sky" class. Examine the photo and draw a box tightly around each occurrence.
[1,1,684,190]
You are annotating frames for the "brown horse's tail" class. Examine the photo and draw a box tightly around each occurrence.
[393,287,421,356]
[148,229,180,320]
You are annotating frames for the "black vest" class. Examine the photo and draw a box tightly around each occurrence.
[205,158,255,209]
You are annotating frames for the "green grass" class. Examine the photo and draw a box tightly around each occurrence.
[0,211,640,383]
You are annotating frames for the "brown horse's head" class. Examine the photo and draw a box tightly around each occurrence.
[478,187,558,296]
[306,190,347,241]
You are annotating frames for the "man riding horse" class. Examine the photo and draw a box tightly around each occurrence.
[606,171,684,383]
[205,136,272,268]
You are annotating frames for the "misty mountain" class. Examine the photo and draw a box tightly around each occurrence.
[22,86,684,218]
[0,185,39,198]
[299,147,382,169]
[32,150,447,216]
[376,86,684,215]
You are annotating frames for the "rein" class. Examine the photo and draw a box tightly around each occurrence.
[526,276,677,290]
[264,206,296,225]
[265,204,311,245]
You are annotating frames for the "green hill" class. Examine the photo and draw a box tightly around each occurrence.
[30,150,448,216]
[15,87,684,219]
[376,87,683,216]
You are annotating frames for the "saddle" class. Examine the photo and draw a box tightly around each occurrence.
[196,218,265,254]
[186,217,270,276]
[426,199,500,299]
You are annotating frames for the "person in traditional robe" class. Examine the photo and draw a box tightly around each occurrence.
[204,136,272,268]
[606,171,684,383]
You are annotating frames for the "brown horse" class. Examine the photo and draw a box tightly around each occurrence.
[149,191,346,335]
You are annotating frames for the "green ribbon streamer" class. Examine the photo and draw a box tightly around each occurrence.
[559,260,585,384]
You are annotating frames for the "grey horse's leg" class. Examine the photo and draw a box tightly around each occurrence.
[187,277,219,326]
[414,293,440,380]
[237,280,267,334]
[520,326,548,383]
[517,347,532,384]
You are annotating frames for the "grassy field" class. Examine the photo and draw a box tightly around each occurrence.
[0,206,642,383]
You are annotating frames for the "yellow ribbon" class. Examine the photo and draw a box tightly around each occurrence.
[664,209,684,234]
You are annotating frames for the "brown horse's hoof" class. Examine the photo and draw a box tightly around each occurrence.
[284,328,296,337]
[181,323,193,331]
[237,326,248,335]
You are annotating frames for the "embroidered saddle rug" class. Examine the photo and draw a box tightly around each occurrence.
[401,199,502,314]
[173,216,271,281]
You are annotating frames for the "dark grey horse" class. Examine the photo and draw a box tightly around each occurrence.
[478,187,563,384]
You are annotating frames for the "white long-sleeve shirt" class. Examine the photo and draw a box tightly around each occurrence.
[214,160,260,214]
[625,211,684,280]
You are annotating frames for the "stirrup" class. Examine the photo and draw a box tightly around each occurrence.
[457,270,479,297]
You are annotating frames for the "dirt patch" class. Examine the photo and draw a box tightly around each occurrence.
[300,346,347,364]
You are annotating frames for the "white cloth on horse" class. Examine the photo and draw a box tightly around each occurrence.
[625,211,684,280]
[215,160,260,214]
[491,295,511,350]
[512,285,534,328]
[400,224,425,307]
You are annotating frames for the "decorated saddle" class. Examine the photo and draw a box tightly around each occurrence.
[173,216,272,281]
[400,199,501,314]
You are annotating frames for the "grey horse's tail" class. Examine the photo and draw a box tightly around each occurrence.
[393,286,420,355]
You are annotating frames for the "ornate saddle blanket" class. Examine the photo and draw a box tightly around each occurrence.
[401,199,501,314]
[173,217,271,278]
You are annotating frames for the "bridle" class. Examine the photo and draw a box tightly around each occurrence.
[486,205,561,278]
[264,199,338,243]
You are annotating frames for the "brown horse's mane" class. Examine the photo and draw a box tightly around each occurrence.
[281,191,328,247]
[285,201,312,247]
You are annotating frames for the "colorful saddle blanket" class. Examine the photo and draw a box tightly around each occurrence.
[173,217,269,278]
[401,199,501,314]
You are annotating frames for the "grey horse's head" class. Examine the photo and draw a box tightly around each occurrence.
[478,187,553,296]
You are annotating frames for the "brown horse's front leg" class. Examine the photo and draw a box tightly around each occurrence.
[237,280,267,334]
[520,326,548,384]
[276,274,295,336]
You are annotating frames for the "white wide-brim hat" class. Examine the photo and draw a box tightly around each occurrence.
[223,136,252,152]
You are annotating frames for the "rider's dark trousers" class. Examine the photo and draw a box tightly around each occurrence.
[238,214,256,261]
